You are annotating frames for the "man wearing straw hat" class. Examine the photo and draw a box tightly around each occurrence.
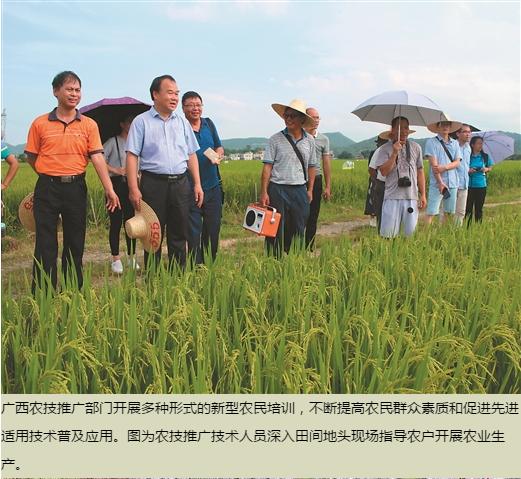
[304,107,331,250]
[24,71,120,293]
[260,99,317,257]
[126,75,203,270]
[372,116,426,238]
[424,120,462,225]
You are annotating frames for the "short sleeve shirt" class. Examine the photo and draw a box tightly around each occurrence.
[263,129,317,185]
[192,117,222,191]
[372,140,423,200]
[103,135,127,176]
[469,152,493,188]
[455,142,471,189]
[24,108,103,175]
[424,135,462,189]
[312,132,329,177]
[369,145,387,181]
[126,106,199,175]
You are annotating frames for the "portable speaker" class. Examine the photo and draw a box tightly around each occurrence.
[242,203,281,238]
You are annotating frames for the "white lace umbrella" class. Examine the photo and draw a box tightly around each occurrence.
[471,131,514,163]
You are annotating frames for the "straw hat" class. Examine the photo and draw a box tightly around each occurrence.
[125,200,162,253]
[427,119,462,134]
[271,99,315,129]
[377,129,416,141]
[18,192,36,232]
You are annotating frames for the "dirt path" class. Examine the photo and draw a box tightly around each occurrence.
[2,199,519,274]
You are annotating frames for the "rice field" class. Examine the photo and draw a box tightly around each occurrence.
[2,160,521,230]
[2,206,520,393]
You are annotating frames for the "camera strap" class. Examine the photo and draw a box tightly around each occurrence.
[283,132,308,183]
[437,137,457,162]
[395,140,412,181]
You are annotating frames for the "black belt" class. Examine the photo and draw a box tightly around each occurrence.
[40,173,86,183]
[141,170,187,182]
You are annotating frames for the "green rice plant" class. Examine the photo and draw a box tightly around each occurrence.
[4,160,519,234]
[2,209,520,393]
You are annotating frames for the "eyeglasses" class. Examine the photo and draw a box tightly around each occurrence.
[184,103,203,109]
[283,112,301,119]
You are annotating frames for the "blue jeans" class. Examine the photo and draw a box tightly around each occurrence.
[188,184,223,264]
[265,182,309,258]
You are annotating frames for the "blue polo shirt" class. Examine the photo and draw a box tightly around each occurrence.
[456,142,471,190]
[469,152,493,188]
[126,106,199,175]
[192,117,222,191]
[424,135,462,189]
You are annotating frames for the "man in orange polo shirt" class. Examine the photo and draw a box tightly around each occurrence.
[25,71,120,292]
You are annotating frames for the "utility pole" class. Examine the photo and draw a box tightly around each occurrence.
[1,108,6,140]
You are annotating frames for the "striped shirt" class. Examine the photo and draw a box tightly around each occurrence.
[263,129,317,185]
[311,132,330,177]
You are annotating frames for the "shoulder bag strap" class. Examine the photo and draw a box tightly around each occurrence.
[437,137,456,162]
[114,136,123,168]
[205,117,222,184]
[282,132,307,183]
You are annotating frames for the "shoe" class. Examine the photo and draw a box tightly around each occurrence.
[127,258,140,271]
[111,259,123,274]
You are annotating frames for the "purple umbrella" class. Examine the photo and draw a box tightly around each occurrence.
[79,97,150,144]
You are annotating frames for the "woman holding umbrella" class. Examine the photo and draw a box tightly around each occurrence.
[466,135,493,224]
[104,114,138,273]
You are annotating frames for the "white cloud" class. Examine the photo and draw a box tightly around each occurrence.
[165,3,215,22]
[233,0,289,17]
[386,66,519,120]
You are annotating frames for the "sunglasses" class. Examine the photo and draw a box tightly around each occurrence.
[283,112,302,119]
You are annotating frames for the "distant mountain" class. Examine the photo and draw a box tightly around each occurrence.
[221,137,268,151]
[347,131,521,158]
[323,132,356,151]
[4,143,25,155]
[222,132,356,153]
[6,131,520,158]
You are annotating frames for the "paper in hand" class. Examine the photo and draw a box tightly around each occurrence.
[204,148,221,165]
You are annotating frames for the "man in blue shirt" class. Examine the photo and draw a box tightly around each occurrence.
[452,124,472,226]
[424,120,462,225]
[182,91,224,265]
[126,75,203,270]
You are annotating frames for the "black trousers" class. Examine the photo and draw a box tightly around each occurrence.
[140,172,192,270]
[305,175,323,249]
[108,176,136,256]
[466,187,487,224]
[32,174,87,293]
[188,184,222,265]
[265,182,309,258]
[372,179,386,232]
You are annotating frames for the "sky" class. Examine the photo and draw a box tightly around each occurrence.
[1,0,520,145]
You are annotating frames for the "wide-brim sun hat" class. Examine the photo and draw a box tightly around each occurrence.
[271,99,315,129]
[18,192,36,232]
[125,200,162,253]
[427,119,463,134]
[378,129,416,141]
